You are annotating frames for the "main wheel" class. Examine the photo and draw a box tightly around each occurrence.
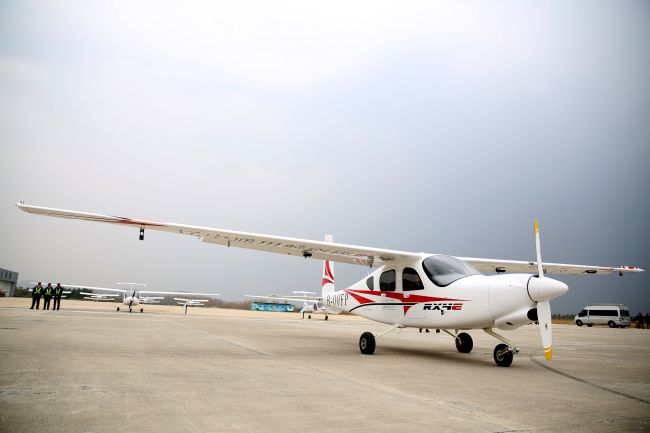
[576,320,583,327]
[308,315,311,320]
[608,321,617,328]
[140,308,143,313]
[117,307,120,312]
[455,332,473,353]
[324,316,328,321]
[359,332,376,355]
[493,344,513,367]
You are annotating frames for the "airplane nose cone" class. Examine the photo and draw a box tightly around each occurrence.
[527,276,569,302]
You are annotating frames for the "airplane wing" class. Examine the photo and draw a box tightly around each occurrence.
[174,298,208,303]
[139,296,164,304]
[16,203,643,273]
[67,285,126,293]
[16,203,419,267]
[79,291,120,297]
[459,257,643,276]
[140,291,221,297]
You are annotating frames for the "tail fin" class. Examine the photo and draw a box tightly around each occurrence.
[321,234,335,297]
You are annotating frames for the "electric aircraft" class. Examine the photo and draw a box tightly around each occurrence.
[67,281,221,313]
[17,202,643,366]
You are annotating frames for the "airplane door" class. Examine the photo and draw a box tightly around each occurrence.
[402,267,426,320]
[378,269,400,323]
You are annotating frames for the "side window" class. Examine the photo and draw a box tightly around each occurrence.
[379,270,396,292]
[578,309,587,317]
[402,267,424,291]
[366,276,374,291]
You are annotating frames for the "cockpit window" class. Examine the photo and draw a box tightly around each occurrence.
[422,255,480,287]
[402,267,424,291]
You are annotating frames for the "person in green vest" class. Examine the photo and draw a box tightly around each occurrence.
[43,283,54,310]
[30,282,43,310]
[53,283,64,311]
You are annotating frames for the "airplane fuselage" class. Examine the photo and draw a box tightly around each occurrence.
[325,255,540,330]
[123,296,140,307]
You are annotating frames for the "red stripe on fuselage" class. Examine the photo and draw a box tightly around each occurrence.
[345,289,464,304]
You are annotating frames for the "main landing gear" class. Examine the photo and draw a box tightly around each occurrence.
[358,324,403,355]
[117,307,120,312]
[358,326,519,367]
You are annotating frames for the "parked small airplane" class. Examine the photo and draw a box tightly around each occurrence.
[66,281,220,313]
[247,238,341,320]
[17,202,643,366]
[175,297,210,315]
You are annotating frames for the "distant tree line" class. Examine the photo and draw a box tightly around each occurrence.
[551,313,575,320]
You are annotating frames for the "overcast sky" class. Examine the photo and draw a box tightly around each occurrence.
[1,1,648,314]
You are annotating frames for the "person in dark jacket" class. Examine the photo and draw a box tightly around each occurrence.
[53,283,64,311]
[43,283,54,310]
[30,282,43,310]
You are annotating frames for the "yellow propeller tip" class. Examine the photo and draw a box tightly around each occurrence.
[534,220,539,234]
[544,347,552,361]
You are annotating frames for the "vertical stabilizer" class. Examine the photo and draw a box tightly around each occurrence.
[322,234,335,297]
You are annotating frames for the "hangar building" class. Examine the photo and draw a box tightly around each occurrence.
[0,268,18,297]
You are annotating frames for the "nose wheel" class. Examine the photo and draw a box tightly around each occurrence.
[484,328,519,367]
[493,343,514,367]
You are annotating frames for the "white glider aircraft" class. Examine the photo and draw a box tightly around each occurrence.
[17,202,643,367]
[175,297,211,315]
[66,281,220,313]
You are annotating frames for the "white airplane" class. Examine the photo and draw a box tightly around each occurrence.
[174,297,210,315]
[66,281,221,313]
[247,239,342,320]
[17,202,643,367]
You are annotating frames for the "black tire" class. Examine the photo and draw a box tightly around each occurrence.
[493,343,513,367]
[455,332,473,353]
[324,316,328,321]
[117,307,120,312]
[140,308,143,313]
[576,320,583,327]
[359,332,376,355]
[608,321,617,328]
[308,315,311,320]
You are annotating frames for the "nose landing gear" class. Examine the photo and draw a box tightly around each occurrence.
[484,328,519,367]
[494,344,514,367]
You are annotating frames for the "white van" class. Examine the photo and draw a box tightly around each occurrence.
[574,304,631,328]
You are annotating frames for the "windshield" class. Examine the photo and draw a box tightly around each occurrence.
[422,255,481,287]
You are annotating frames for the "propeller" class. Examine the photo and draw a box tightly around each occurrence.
[128,290,136,309]
[528,220,568,361]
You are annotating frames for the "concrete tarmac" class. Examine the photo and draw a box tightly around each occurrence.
[0,298,648,433]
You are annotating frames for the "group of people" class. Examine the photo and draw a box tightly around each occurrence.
[634,312,650,329]
[29,282,64,310]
